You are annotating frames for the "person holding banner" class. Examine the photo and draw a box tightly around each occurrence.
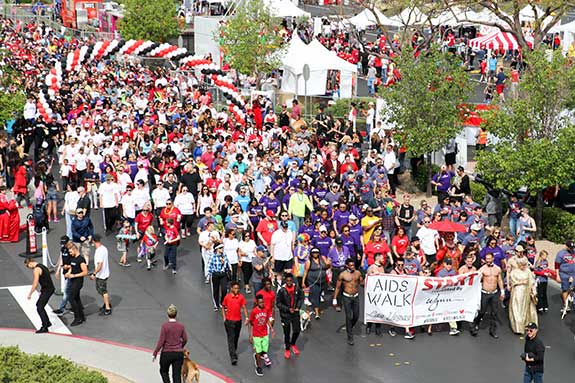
[472,253,505,338]
[333,258,363,345]
[365,253,386,336]
[390,259,416,340]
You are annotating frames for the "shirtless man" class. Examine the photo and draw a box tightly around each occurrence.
[333,257,364,345]
[471,253,504,338]
[365,253,386,336]
[458,254,477,275]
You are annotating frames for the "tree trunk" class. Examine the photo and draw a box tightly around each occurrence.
[426,154,432,198]
[535,190,544,240]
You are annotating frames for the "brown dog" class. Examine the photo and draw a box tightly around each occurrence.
[181,349,200,383]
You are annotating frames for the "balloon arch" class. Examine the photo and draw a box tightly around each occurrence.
[39,39,246,125]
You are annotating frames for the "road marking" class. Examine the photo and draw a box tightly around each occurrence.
[1,285,71,335]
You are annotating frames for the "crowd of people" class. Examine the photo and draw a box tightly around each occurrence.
[2,14,574,383]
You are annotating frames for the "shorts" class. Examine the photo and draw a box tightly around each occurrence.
[496,84,505,94]
[445,152,456,166]
[75,241,91,259]
[274,259,294,273]
[253,335,269,354]
[560,273,575,292]
[46,189,58,201]
[96,278,108,295]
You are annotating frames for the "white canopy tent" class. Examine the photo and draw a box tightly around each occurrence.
[550,19,575,54]
[264,0,310,18]
[280,34,357,98]
[347,8,401,29]
[390,6,427,25]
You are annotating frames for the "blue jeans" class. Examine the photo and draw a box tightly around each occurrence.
[164,245,178,270]
[65,212,73,239]
[367,78,375,95]
[509,216,518,239]
[58,279,71,311]
[523,368,543,383]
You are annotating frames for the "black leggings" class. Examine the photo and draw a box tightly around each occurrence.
[537,281,548,310]
[37,289,54,328]
[281,314,300,350]
[159,351,183,383]
[241,262,253,286]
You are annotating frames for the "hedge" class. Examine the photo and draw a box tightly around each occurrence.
[0,346,107,383]
[539,207,575,244]
[469,180,487,203]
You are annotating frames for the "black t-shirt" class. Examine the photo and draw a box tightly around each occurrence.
[69,255,86,276]
[181,171,201,197]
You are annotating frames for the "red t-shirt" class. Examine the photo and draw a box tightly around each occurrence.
[249,306,270,337]
[391,235,409,256]
[135,211,154,234]
[255,288,275,317]
[222,293,246,321]
[256,219,278,244]
[364,240,390,266]
[160,207,182,230]
[164,226,180,246]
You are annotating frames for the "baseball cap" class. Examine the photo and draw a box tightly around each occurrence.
[319,200,329,206]
[256,245,266,252]
[470,223,481,231]
[266,210,275,217]
[310,248,320,254]
[319,225,327,232]
[526,322,538,330]
[411,236,420,242]
[566,240,575,249]
[349,214,358,220]
[335,238,343,245]
[214,243,224,251]
[515,244,525,252]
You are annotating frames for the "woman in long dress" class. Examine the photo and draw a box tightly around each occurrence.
[509,257,538,334]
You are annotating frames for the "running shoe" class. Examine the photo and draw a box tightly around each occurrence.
[284,349,291,359]
[255,367,263,377]
[290,345,300,355]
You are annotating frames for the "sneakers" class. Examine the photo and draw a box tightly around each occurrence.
[388,328,397,337]
[70,319,84,327]
[245,286,251,294]
[253,353,258,368]
[263,353,272,367]
[284,349,291,359]
[137,258,143,263]
[404,331,415,340]
[204,276,210,284]
[347,335,354,345]
[172,270,177,275]
[290,345,300,356]
[163,264,172,271]
[449,329,460,336]
[99,309,112,316]
[255,367,263,377]
[304,298,312,306]
[35,327,49,334]
[53,308,64,315]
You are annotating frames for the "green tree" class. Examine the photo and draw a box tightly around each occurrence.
[117,0,179,42]
[476,50,575,238]
[380,46,473,196]
[218,0,286,87]
[0,52,26,128]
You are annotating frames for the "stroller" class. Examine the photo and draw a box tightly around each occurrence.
[33,199,49,234]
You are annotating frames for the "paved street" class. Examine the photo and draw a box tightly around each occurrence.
[0,210,574,383]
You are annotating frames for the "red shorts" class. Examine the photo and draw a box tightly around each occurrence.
[496,84,505,94]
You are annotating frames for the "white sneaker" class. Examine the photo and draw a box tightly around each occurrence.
[449,329,460,336]
[304,298,312,306]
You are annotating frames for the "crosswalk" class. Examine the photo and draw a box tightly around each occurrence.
[0,285,71,335]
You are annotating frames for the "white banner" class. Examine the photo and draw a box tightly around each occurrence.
[364,272,482,327]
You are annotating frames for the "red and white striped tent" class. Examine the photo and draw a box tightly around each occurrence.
[468,31,528,50]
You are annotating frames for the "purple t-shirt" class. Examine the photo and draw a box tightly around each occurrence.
[313,236,333,256]
[333,210,350,231]
[327,246,350,268]
[437,268,457,277]
[433,171,455,192]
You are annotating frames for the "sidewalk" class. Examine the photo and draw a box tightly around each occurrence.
[0,328,234,383]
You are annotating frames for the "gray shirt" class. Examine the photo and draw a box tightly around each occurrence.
[250,256,266,283]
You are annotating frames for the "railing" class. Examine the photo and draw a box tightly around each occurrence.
[1,4,116,41]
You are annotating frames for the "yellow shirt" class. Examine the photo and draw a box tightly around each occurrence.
[361,215,380,244]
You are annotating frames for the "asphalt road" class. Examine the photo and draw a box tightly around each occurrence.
[1,209,575,383]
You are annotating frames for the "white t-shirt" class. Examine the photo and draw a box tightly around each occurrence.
[94,245,110,279]
[238,240,256,263]
[121,192,136,219]
[99,182,118,208]
[152,188,171,209]
[271,229,293,261]
[223,238,240,264]
[174,192,196,215]
[416,226,439,255]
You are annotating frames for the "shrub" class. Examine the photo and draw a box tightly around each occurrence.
[415,163,440,193]
[539,207,575,243]
[470,181,487,204]
[0,346,107,383]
